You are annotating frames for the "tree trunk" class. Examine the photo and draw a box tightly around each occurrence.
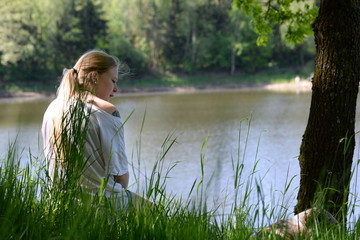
[295,1,360,220]
[191,16,197,68]
[230,12,240,76]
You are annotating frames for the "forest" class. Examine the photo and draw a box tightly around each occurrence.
[0,0,316,83]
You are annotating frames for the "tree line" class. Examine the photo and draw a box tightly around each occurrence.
[0,0,315,83]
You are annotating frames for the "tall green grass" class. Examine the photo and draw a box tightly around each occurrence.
[1,106,360,239]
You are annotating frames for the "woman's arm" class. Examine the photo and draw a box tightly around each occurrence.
[114,173,155,207]
[114,172,129,189]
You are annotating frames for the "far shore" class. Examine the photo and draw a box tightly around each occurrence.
[0,80,312,103]
[119,80,312,95]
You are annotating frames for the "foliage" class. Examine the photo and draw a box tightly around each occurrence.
[0,0,52,81]
[0,0,315,83]
[234,0,319,46]
[50,0,107,71]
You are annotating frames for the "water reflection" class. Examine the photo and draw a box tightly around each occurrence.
[111,91,311,209]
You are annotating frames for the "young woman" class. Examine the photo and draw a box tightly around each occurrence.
[42,50,149,208]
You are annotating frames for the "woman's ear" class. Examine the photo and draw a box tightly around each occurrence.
[90,71,98,85]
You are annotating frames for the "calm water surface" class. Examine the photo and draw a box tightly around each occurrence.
[1,90,360,220]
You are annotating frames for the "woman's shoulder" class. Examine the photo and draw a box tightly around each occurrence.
[89,96,119,117]
[44,99,60,116]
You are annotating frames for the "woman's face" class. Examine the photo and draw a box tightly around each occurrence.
[94,67,119,101]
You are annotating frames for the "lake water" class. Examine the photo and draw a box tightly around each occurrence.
[1,89,360,223]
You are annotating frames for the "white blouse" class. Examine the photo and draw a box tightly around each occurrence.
[42,100,129,197]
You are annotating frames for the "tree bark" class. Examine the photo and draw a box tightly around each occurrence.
[191,15,197,67]
[295,0,360,220]
[230,12,240,76]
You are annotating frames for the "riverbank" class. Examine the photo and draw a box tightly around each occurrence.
[0,80,312,103]
[119,80,312,95]
[0,66,315,102]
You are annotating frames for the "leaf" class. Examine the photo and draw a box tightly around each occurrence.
[234,0,319,45]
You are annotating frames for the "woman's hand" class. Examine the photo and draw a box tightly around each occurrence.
[114,172,129,189]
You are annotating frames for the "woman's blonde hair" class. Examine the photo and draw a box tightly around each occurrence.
[50,50,121,159]
[57,49,120,104]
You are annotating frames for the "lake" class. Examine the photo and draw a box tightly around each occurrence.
[1,89,360,222]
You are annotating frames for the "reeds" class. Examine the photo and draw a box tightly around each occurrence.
[1,107,360,239]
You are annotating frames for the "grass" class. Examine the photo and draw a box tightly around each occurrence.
[1,104,360,239]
